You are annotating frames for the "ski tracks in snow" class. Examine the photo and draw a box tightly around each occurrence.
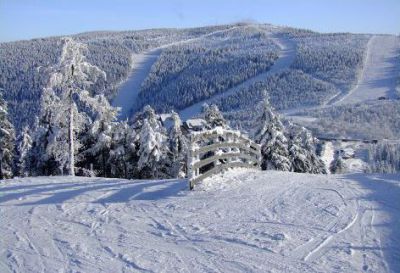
[1,173,399,272]
[294,176,390,273]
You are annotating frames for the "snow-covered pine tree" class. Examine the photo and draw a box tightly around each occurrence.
[254,92,291,171]
[168,111,188,178]
[14,126,32,177]
[288,124,311,173]
[330,152,346,174]
[0,92,16,179]
[298,126,327,174]
[80,95,118,177]
[366,142,400,173]
[31,37,109,176]
[288,123,326,174]
[108,121,137,178]
[135,105,170,179]
[203,104,229,129]
[30,86,85,175]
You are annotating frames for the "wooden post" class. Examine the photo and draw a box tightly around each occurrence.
[187,135,194,190]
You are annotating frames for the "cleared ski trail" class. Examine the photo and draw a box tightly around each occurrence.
[179,35,297,121]
[1,171,399,273]
[112,27,239,120]
[112,50,162,120]
[334,35,400,105]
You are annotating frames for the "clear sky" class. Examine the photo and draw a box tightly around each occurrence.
[0,0,399,42]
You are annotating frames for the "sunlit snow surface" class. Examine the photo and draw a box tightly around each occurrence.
[335,35,400,105]
[1,170,399,272]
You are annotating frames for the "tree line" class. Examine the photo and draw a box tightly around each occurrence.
[0,90,328,180]
[0,37,327,179]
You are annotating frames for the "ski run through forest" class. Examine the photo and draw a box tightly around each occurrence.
[0,22,400,273]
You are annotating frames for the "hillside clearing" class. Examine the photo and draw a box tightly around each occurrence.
[334,35,400,105]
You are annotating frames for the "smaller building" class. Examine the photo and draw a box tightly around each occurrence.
[182,118,208,135]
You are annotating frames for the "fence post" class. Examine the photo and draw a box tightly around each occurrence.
[187,135,195,190]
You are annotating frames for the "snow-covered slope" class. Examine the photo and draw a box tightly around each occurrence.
[1,170,399,272]
[335,35,400,105]
[112,26,239,120]
[112,50,162,120]
[179,34,296,121]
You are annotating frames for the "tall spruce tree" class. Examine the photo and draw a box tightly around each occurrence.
[30,37,111,176]
[254,92,291,171]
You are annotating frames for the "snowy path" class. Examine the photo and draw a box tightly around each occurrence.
[112,27,239,120]
[179,35,297,121]
[1,171,399,272]
[334,35,400,105]
[112,50,161,120]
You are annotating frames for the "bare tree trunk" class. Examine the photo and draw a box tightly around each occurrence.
[68,91,75,176]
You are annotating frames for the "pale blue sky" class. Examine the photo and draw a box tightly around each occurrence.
[0,0,399,42]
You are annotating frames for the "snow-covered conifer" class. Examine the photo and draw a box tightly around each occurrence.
[288,125,310,173]
[288,123,326,174]
[203,104,229,129]
[254,92,291,171]
[108,121,137,178]
[135,105,170,179]
[0,93,16,179]
[81,95,118,177]
[168,111,188,178]
[330,152,346,174]
[14,126,32,177]
[31,37,112,176]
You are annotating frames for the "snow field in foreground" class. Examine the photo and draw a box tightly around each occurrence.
[1,170,399,272]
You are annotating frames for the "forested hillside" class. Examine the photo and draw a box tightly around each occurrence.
[2,22,400,152]
[299,100,400,139]
[0,25,232,132]
[135,26,280,112]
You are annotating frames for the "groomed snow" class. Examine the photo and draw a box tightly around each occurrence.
[1,170,399,272]
[112,50,162,120]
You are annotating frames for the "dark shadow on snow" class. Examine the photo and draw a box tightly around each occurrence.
[95,179,186,203]
[0,182,91,204]
[1,178,187,205]
[343,173,400,273]
[18,180,134,206]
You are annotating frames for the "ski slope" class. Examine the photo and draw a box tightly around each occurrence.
[112,50,161,120]
[179,35,297,121]
[1,170,399,273]
[112,27,238,120]
[335,35,400,105]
